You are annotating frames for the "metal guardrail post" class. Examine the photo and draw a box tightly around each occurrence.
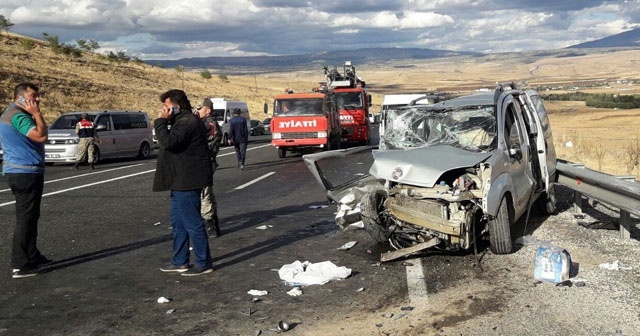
[556,161,640,240]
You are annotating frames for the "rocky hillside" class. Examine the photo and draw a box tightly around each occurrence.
[0,33,285,122]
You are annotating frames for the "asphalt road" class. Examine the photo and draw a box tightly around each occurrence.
[0,131,418,335]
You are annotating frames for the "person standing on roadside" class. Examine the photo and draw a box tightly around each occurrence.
[196,98,222,237]
[0,83,52,279]
[154,89,214,276]
[228,108,249,169]
[73,112,97,170]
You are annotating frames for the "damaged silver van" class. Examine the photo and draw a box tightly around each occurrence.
[304,83,556,260]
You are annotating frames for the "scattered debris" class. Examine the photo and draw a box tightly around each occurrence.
[287,287,303,296]
[347,221,364,229]
[356,287,365,292]
[153,222,161,226]
[533,245,571,283]
[400,306,415,311]
[309,205,328,209]
[337,241,358,250]
[256,225,273,230]
[278,260,352,286]
[277,321,290,332]
[247,290,268,296]
[157,296,171,303]
[556,280,573,287]
[165,309,175,314]
[574,281,586,287]
[599,260,631,271]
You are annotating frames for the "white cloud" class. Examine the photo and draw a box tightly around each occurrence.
[1,0,638,58]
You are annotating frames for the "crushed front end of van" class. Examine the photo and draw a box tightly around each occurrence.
[304,85,557,261]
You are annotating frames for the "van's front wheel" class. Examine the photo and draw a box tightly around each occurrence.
[138,142,151,159]
[488,198,512,254]
[278,147,286,158]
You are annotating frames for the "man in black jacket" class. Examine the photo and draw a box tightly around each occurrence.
[153,89,213,276]
[228,108,249,169]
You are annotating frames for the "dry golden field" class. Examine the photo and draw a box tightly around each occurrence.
[2,33,640,177]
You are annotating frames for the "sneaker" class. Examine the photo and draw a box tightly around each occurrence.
[33,255,53,266]
[12,267,39,279]
[239,165,244,170]
[180,266,213,276]
[160,264,189,273]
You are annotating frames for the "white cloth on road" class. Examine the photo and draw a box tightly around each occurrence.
[278,260,351,286]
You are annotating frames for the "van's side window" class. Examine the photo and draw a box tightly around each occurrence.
[129,114,148,128]
[95,115,111,131]
[504,104,523,149]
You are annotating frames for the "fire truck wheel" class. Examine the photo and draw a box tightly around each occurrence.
[278,147,286,158]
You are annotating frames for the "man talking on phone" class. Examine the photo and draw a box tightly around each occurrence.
[153,89,213,276]
[0,83,51,278]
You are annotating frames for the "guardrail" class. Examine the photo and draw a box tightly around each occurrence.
[555,160,640,239]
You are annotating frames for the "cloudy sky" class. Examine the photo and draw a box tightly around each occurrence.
[2,0,639,60]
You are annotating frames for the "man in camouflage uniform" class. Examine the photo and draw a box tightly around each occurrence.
[196,98,222,237]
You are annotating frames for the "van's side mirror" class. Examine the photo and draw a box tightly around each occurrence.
[263,102,268,114]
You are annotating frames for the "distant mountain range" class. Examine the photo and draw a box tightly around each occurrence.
[144,48,481,73]
[568,28,640,48]
[145,29,640,72]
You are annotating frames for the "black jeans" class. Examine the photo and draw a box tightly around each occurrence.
[234,142,247,166]
[5,173,44,269]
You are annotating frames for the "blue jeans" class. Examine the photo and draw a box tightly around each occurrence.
[5,173,45,269]
[170,190,212,268]
[234,142,247,166]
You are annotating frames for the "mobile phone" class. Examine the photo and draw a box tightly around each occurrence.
[17,96,27,105]
[171,106,180,114]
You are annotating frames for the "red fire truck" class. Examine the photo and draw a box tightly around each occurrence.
[324,61,372,145]
[270,86,341,158]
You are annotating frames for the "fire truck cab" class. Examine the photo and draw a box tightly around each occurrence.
[270,87,341,158]
[325,61,372,145]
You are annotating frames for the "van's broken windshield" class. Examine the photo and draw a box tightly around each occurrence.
[380,105,497,152]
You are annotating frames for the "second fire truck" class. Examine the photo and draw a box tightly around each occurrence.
[324,61,372,145]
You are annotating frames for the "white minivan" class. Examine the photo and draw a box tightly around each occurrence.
[208,98,251,144]
[45,110,153,164]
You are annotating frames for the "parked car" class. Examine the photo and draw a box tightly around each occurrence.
[45,110,153,164]
[304,83,557,259]
[250,120,265,136]
[262,117,272,133]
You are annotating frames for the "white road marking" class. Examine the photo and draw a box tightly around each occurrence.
[0,169,156,207]
[234,172,275,190]
[218,143,272,157]
[0,163,146,193]
[406,259,429,303]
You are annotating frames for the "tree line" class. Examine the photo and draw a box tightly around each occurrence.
[542,92,640,109]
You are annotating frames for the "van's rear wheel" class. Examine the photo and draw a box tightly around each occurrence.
[138,142,151,159]
[488,198,512,254]
[278,147,286,158]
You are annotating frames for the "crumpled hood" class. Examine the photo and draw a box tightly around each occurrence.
[370,145,492,187]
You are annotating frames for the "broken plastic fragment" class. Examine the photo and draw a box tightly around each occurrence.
[337,241,358,250]
[157,296,171,303]
[287,287,303,296]
[309,205,329,209]
[153,222,161,226]
[166,309,175,314]
[356,287,365,292]
[256,225,273,230]
[247,289,268,296]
